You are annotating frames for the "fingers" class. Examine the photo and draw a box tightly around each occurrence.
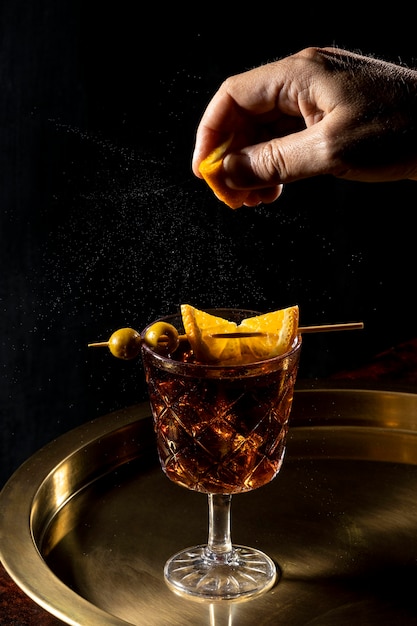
[241,185,284,206]
[191,56,304,179]
[224,123,338,189]
[193,125,335,208]
[193,118,343,208]
[192,91,246,179]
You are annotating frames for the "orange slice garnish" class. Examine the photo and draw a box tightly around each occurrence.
[181,304,299,365]
[198,136,248,210]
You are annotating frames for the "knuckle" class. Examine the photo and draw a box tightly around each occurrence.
[256,143,287,182]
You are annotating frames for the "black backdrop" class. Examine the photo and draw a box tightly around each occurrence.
[1,2,416,486]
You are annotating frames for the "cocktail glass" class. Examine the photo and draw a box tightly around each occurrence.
[141,309,301,601]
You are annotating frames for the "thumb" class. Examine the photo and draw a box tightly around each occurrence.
[224,125,333,188]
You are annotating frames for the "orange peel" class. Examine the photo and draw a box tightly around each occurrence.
[181,304,299,365]
[198,136,248,209]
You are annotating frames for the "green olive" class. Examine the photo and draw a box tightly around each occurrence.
[144,321,179,354]
[108,327,142,360]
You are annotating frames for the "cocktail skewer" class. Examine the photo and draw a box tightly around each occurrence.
[88,322,364,348]
[210,321,364,338]
[88,321,364,359]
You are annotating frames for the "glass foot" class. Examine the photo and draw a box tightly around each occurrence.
[164,544,277,601]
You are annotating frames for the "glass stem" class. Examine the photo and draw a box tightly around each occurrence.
[207,494,233,559]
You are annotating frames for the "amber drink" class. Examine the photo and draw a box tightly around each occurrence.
[141,309,301,601]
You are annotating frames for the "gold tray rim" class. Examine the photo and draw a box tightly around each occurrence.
[0,402,152,626]
[2,387,417,625]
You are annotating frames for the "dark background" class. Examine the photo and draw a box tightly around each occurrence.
[1,2,416,487]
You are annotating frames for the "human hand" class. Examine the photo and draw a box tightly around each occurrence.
[192,47,417,207]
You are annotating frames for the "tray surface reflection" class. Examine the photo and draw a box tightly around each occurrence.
[1,389,417,625]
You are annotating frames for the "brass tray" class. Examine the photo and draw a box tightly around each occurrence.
[2,389,417,625]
